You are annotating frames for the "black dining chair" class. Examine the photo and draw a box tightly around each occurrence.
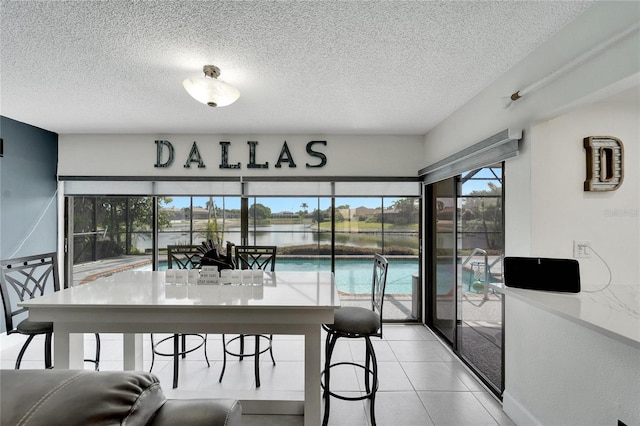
[0,252,100,370]
[219,245,277,387]
[167,244,203,270]
[321,254,389,426]
[149,245,209,389]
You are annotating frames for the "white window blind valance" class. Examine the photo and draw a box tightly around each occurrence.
[239,180,421,197]
[334,181,421,197]
[62,178,420,197]
[244,181,333,197]
[62,180,242,196]
[63,180,155,195]
[154,181,242,196]
[419,129,521,185]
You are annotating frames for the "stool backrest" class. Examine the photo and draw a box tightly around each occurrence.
[371,254,389,335]
[0,253,60,332]
[167,245,202,269]
[235,246,277,271]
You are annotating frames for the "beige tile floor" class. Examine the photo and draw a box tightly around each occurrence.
[0,324,514,426]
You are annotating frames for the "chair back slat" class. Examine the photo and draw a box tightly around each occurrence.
[371,254,389,335]
[0,253,59,332]
[235,246,277,271]
[167,245,202,269]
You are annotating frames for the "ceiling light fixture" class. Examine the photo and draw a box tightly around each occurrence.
[183,65,240,107]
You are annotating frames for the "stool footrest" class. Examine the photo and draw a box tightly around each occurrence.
[152,334,206,358]
[223,334,273,358]
[321,361,378,401]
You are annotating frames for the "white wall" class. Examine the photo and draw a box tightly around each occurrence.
[529,88,639,285]
[58,134,423,178]
[504,127,532,257]
[504,297,640,426]
[502,87,640,425]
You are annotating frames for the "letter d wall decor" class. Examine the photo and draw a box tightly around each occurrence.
[583,136,624,192]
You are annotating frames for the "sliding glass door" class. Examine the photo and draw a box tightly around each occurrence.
[457,166,504,394]
[429,178,457,342]
[426,164,504,396]
[66,196,154,287]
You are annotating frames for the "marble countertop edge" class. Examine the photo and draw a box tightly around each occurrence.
[491,283,640,350]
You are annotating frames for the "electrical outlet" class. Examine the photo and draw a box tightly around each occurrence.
[573,240,591,258]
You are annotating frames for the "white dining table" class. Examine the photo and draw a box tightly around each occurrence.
[20,270,340,426]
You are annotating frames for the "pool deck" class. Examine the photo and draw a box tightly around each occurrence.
[72,256,152,286]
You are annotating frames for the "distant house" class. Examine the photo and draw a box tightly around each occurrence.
[192,207,210,220]
[271,211,299,219]
[337,206,383,221]
[162,207,186,221]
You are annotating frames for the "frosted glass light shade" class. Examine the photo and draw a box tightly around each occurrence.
[183,73,240,107]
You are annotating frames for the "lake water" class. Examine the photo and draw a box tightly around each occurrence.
[137,223,418,251]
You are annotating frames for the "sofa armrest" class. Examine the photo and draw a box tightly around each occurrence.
[0,369,166,426]
[149,399,242,426]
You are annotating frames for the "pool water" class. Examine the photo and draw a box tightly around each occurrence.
[282,258,418,296]
[152,258,493,296]
[156,257,419,295]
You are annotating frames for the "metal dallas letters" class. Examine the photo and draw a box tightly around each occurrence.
[154,140,327,170]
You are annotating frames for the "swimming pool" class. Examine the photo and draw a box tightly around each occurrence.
[155,257,419,295]
[149,257,492,296]
[282,258,418,296]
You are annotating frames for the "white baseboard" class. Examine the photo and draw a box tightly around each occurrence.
[502,390,540,426]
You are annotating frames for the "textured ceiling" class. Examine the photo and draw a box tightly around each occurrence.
[0,1,593,135]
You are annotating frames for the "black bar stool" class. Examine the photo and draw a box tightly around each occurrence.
[321,254,389,426]
[219,245,277,387]
[1,253,100,370]
[150,245,209,388]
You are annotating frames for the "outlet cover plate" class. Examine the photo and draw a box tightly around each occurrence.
[573,240,591,258]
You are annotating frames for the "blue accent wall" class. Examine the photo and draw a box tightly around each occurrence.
[0,116,58,260]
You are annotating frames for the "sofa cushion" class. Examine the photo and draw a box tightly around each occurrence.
[1,369,166,426]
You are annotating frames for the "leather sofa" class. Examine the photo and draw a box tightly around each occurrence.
[0,369,242,426]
